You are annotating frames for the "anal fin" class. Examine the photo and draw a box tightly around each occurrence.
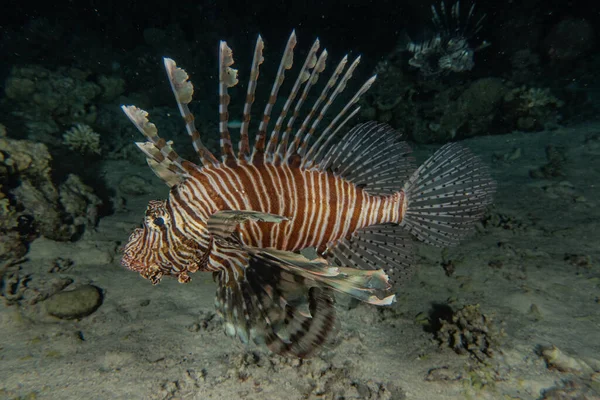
[325,223,416,290]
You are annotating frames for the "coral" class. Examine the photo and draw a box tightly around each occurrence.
[363,59,565,142]
[505,86,564,131]
[436,77,508,141]
[0,135,102,254]
[541,380,600,400]
[158,351,403,399]
[98,75,125,102]
[0,258,29,305]
[360,58,412,124]
[0,135,55,259]
[518,87,564,110]
[4,65,101,138]
[59,174,103,228]
[363,37,569,142]
[62,123,101,154]
[435,304,504,362]
[2,65,124,148]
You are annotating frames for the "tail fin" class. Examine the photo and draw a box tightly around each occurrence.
[401,142,496,247]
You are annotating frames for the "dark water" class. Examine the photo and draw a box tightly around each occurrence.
[1,1,599,399]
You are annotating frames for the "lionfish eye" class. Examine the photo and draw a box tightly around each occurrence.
[153,217,165,227]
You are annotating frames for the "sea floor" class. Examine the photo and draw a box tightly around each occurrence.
[1,123,599,399]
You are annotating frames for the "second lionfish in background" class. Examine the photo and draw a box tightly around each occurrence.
[406,1,490,75]
[120,30,495,357]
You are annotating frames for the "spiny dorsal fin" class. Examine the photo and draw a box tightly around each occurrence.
[163,58,219,168]
[218,41,239,167]
[251,31,297,164]
[265,38,320,164]
[282,49,328,161]
[293,55,348,158]
[126,32,377,175]
[238,35,265,162]
[298,55,366,165]
[302,56,377,168]
[135,141,186,187]
[121,105,190,178]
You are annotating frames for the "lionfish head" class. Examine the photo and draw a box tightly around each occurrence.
[121,199,182,284]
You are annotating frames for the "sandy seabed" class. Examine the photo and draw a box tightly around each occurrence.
[1,123,599,400]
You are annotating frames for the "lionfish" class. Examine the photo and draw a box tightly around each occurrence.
[406,1,490,75]
[121,31,495,358]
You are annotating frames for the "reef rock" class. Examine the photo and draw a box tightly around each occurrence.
[44,285,103,319]
[0,136,102,261]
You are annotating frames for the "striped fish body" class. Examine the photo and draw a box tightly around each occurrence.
[121,31,496,358]
[182,163,405,252]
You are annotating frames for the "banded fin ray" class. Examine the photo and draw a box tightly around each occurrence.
[218,41,239,167]
[124,31,377,174]
[302,58,377,169]
[326,224,415,289]
[279,49,328,163]
[248,247,395,305]
[317,122,416,195]
[252,31,298,163]
[401,142,496,246]
[121,105,190,178]
[244,263,337,358]
[163,58,220,167]
[238,36,265,161]
[212,241,337,358]
[135,141,185,187]
[266,37,321,164]
[292,54,348,159]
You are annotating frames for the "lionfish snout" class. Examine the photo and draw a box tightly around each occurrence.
[121,227,176,285]
[121,252,166,285]
[121,226,141,254]
[121,227,149,272]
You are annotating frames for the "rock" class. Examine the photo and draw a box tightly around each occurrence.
[541,345,593,374]
[1,136,102,243]
[435,304,504,362]
[119,175,150,195]
[44,285,103,319]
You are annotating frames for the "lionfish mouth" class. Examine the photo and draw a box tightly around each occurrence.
[121,255,169,285]
[121,255,144,272]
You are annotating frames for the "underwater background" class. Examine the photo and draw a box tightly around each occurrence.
[1,0,599,399]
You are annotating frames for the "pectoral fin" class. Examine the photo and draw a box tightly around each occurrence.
[208,210,288,239]
[248,247,395,306]
[211,240,336,358]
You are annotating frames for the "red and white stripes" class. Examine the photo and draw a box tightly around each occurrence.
[171,164,405,257]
